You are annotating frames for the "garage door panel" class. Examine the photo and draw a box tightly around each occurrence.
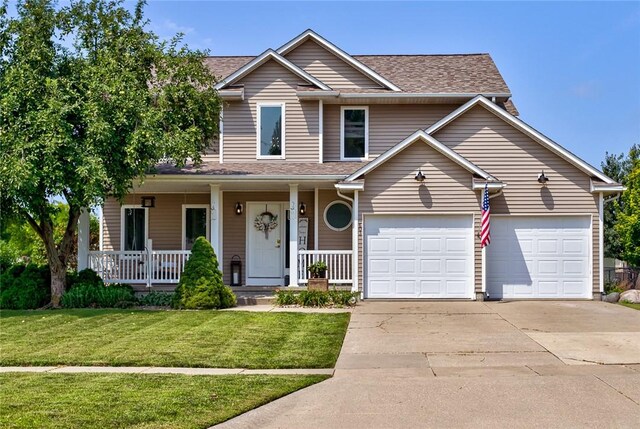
[366,215,473,299]
[369,237,391,253]
[395,238,416,252]
[487,216,591,299]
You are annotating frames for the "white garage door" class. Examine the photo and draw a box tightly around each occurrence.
[365,215,474,299]
[487,216,591,299]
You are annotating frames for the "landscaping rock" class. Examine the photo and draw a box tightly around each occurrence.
[603,292,620,303]
[620,289,640,303]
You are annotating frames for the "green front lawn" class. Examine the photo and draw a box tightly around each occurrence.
[0,309,350,368]
[620,302,640,311]
[0,373,326,429]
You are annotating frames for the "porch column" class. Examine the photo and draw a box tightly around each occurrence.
[77,208,90,270]
[352,191,359,293]
[210,184,222,259]
[289,184,299,287]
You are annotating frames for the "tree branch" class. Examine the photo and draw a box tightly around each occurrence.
[21,210,46,242]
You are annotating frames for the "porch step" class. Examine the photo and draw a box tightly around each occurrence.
[235,294,276,306]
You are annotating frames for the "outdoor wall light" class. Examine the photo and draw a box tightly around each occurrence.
[140,196,155,208]
[235,202,243,215]
[415,169,426,183]
[537,170,550,185]
[299,202,307,216]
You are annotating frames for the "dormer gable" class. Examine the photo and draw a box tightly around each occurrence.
[277,29,401,91]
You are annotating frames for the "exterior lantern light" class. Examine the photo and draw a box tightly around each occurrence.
[230,255,242,286]
[415,169,426,183]
[140,196,155,208]
[537,170,549,185]
[235,202,243,215]
[299,202,307,216]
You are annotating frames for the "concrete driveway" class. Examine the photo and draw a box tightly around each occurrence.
[215,301,640,428]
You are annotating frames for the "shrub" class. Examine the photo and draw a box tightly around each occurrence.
[173,237,236,309]
[139,291,175,307]
[0,263,50,309]
[274,288,359,308]
[275,289,297,306]
[604,280,624,294]
[61,282,137,308]
[66,268,103,289]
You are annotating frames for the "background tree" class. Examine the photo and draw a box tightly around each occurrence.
[616,147,640,267]
[1,202,99,269]
[0,0,221,306]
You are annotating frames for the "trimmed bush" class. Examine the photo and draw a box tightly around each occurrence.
[173,237,236,309]
[139,291,175,307]
[61,282,137,308]
[0,264,50,309]
[66,268,103,289]
[274,289,359,308]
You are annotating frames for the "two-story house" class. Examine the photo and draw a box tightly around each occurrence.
[82,29,623,300]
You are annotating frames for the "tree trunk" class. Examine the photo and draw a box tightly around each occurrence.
[49,259,67,307]
[24,204,81,308]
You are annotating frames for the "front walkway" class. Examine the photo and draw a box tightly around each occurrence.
[214,301,640,428]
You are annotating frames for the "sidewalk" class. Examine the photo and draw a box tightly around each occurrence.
[0,366,334,376]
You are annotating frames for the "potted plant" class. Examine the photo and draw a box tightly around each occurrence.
[307,261,328,291]
[308,261,327,278]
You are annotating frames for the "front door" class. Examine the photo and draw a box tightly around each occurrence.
[246,202,284,285]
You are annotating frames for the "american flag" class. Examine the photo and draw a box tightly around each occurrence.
[481,183,491,247]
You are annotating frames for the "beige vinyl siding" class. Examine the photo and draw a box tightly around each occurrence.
[101,194,209,251]
[223,60,319,162]
[284,40,381,89]
[317,190,352,251]
[221,191,315,285]
[433,105,600,294]
[323,104,459,161]
[357,140,481,292]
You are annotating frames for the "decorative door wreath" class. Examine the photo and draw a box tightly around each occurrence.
[254,209,278,239]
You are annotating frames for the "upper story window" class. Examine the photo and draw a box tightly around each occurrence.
[341,106,368,160]
[257,102,285,159]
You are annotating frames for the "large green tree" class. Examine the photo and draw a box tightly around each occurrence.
[616,148,640,267]
[0,0,221,306]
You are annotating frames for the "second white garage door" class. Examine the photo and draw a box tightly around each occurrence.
[365,215,474,299]
[487,216,592,299]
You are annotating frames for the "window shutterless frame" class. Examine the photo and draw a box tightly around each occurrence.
[120,205,149,252]
[256,102,286,160]
[340,106,369,161]
[181,204,211,250]
[324,200,353,232]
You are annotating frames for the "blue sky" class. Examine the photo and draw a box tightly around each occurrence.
[138,0,640,168]
[7,1,640,168]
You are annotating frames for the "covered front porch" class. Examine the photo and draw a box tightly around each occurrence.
[82,177,359,290]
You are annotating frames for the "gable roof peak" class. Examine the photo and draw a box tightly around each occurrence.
[213,48,331,91]
[277,29,402,92]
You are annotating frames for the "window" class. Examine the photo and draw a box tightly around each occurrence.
[324,201,352,231]
[122,207,147,251]
[182,205,210,250]
[341,106,368,160]
[257,103,285,158]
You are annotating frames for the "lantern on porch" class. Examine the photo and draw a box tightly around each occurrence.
[230,255,242,286]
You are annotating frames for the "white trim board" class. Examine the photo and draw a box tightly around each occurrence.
[277,29,402,92]
[425,95,616,184]
[214,49,331,91]
[344,130,497,182]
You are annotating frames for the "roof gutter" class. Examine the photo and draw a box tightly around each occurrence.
[144,174,349,182]
[337,92,512,99]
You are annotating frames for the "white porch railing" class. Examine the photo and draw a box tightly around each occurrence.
[88,249,191,285]
[297,250,353,284]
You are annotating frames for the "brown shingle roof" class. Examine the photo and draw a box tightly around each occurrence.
[354,54,510,94]
[153,161,366,176]
[204,54,511,95]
